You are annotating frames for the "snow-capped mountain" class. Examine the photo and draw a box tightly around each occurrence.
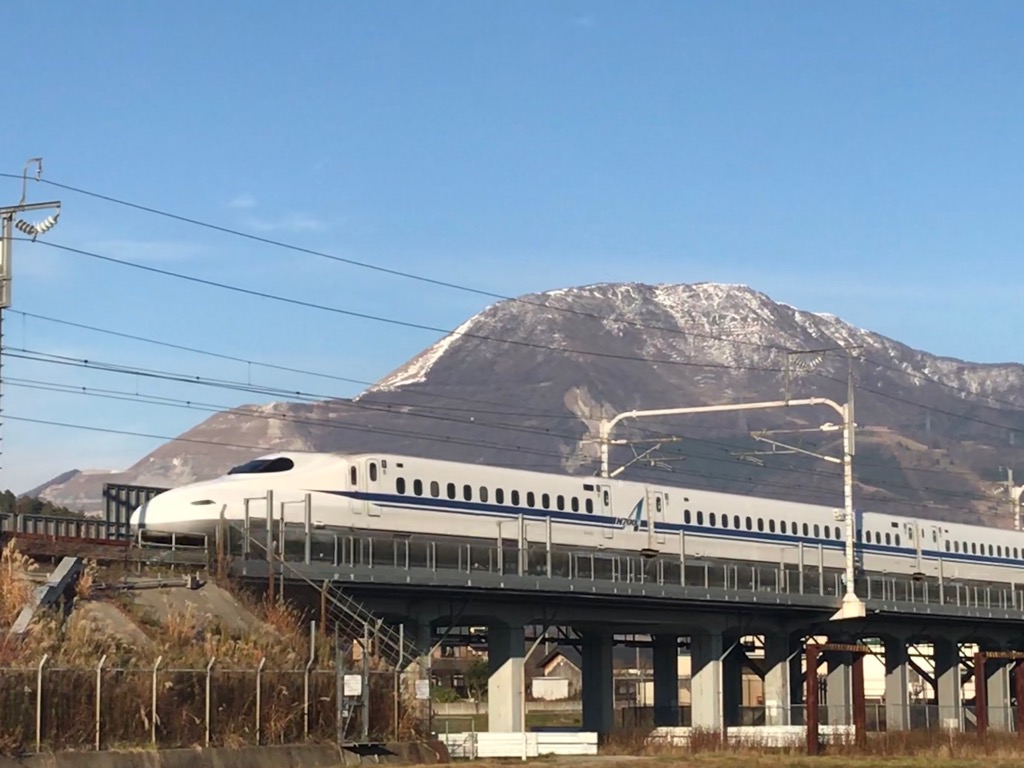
[33,282,1024,525]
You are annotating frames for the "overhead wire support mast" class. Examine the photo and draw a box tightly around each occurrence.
[0,158,62,474]
[598,392,865,621]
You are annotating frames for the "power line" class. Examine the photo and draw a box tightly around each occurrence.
[7,362,1007,510]
[17,174,791,352]
[30,238,792,375]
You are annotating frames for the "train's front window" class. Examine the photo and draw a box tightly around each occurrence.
[228,457,295,475]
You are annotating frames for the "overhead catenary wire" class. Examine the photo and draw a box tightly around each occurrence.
[5,362,1010,513]
[3,177,1022,521]
[9,307,1018,485]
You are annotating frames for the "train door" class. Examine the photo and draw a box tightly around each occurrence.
[648,489,666,545]
[599,484,614,539]
[930,524,945,579]
[363,458,382,517]
[904,521,922,574]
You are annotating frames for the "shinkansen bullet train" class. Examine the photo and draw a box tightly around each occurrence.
[130,451,1024,585]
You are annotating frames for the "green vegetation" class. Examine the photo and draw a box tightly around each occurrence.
[0,489,85,518]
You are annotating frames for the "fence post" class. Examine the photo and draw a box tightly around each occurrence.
[35,653,48,754]
[255,657,266,745]
[151,655,162,746]
[304,492,312,564]
[362,622,371,741]
[304,621,317,739]
[205,656,216,747]
[95,654,107,751]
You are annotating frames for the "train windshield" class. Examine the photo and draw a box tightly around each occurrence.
[227,457,295,475]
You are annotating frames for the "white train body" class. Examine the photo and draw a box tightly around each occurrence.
[130,451,1024,586]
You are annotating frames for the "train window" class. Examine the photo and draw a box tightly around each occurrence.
[954,541,959,552]
[875,532,881,544]
[447,483,456,500]
[697,511,704,525]
[944,541,950,552]
[780,520,787,534]
[542,494,550,509]
[722,515,729,528]
[370,463,378,482]
[571,497,579,512]
[586,498,594,514]
[734,515,741,529]
[396,478,406,494]
[511,490,520,505]
[895,534,900,547]
[814,525,820,538]
[656,497,663,514]
[230,457,296,475]
[603,490,610,506]
[709,513,716,526]
[527,492,535,507]
[430,481,440,498]
[350,467,357,486]
[998,546,1003,557]
[463,485,472,501]
[769,519,776,533]
[557,495,565,511]
[803,523,809,537]
[885,533,891,546]
[684,510,691,524]
[496,489,504,504]
[823,526,830,540]
[745,516,752,531]
[756,518,764,532]
[989,545,994,556]
[414,479,423,496]
[480,487,489,503]
[971,543,977,554]
[834,527,840,540]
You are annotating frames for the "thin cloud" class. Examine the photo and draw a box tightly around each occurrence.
[228,194,257,209]
[243,213,327,233]
[86,239,208,263]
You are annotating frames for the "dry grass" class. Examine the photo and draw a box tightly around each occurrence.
[0,539,426,753]
[601,728,1024,765]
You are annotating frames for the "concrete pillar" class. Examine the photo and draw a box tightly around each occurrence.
[985,660,1012,731]
[884,637,910,731]
[723,643,744,727]
[825,650,852,725]
[487,623,525,732]
[690,630,723,730]
[763,633,793,726]
[933,638,962,729]
[652,634,680,726]
[581,631,614,734]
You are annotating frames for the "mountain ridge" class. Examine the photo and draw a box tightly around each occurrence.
[30,282,1024,526]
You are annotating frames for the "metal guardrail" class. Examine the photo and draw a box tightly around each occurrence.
[220,520,1024,617]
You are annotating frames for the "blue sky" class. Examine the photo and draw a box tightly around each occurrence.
[1,1,1023,493]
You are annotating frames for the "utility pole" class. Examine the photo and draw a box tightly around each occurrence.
[0,158,62,475]
[1000,467,1024,531]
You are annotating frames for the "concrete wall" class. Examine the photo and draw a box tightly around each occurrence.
[434,700,581,716]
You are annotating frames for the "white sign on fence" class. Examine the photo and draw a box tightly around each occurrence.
[343,674,363,697]
[415,679,430,700]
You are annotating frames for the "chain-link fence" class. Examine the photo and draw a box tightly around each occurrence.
[0,656,431,754]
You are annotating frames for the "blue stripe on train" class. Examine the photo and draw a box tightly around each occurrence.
[312,488,1012,569]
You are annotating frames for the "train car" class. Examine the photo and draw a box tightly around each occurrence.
[129,450,1024,587]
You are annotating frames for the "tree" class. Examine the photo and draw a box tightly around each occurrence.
[465,658,489,702]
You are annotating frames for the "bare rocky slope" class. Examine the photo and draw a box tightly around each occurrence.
[34,282,1024,525]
